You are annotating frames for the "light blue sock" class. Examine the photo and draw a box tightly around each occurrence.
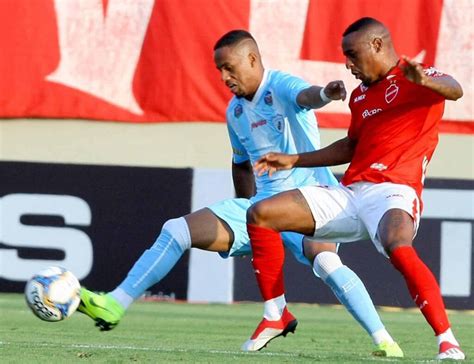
[118,217,191,300]
[325,266,384,335]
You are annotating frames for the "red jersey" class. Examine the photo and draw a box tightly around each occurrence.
[342,62,446,199]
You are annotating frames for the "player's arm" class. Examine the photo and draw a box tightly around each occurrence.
[401,56,463,100]
[232,160,256,198]
[296,80,347,109]
[255,136,356,177]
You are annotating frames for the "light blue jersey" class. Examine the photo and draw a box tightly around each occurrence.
[227,69,337,201]
[210,69,337,264]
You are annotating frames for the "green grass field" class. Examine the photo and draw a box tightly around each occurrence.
[0,293,472,363]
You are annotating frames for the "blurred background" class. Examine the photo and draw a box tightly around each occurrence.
[1,0,473,309]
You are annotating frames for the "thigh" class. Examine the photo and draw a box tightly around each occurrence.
[249,189,316,235]
[206,198,253,257]
[185,208,234,252]
[358,183,419,255]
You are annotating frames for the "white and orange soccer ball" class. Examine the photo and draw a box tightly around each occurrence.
[25,266,81,322]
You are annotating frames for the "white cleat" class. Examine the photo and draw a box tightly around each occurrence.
[241,307,297,352]
[436,341,465,360]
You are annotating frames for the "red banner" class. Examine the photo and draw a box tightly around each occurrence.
[1,0,472,133]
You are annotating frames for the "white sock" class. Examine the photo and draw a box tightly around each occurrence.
[263,294,286,320]
[437,328,459,347]
[371,328,395,345]
[109,287,134,309]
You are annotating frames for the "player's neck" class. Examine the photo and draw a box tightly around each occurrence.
[375,56,399,83]
[244,69,265,101]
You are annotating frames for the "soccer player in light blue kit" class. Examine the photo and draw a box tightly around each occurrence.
[79,30,402,356]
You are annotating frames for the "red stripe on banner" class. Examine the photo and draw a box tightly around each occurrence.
[301,0,443,65]
[316,113,474,135]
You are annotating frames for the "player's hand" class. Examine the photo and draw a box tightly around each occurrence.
[254,153,298,177]
[400,55,429,85]
[323,80,347,101]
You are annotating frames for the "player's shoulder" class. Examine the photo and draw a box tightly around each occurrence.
[269,69,302,84]
[399,60,447,80]
[268,69,311,98]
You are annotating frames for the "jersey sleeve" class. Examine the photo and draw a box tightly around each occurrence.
[272,71,312,110]
[401,62,447,104]
[420,65,448,103]
[227,119,249,164]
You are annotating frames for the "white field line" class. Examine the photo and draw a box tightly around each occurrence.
[0,341,299,357]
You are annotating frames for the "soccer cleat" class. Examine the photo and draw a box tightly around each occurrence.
[241,307,298,351]
[436,341,465,360]
[372,341,404,358]
[77,288,125,331]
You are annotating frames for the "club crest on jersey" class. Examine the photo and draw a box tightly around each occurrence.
[370,163,388,171]
[385,83,399,103]
[234,104,243,118]
[272,114,284,133]
[264,91,273,106]
[360,84,368,93]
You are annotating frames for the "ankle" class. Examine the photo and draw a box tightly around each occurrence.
[372,328,394,345]
[263,294,286,320]
[437,328,459,347]
[109,287,133,310]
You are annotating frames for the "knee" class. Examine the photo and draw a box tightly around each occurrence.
[378,210,415,255]
[381,236,413,256]
[246,201,273,227]
[313,251,343,281]
[160,217,191,251]
[303,239,337,262]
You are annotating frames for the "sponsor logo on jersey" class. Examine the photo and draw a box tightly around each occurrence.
[354,94,366,103]
[232,147,245,156]
[370,162,388,171]
[264,91,273,106]
[362,108,382,119]
[234,104,243,118]
[272,114,284,133]
[386,193,404,199]
[251,119,267,130]
[385,83,399,103]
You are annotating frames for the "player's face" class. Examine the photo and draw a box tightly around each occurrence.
[214,45,258,98]
[342,32,379,85]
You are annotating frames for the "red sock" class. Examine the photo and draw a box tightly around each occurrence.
[247,224,285,301]
[390,246,450,335]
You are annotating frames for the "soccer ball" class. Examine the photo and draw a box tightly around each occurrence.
[25,266,81,322]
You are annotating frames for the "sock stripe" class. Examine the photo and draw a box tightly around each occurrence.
[132,234,174,289]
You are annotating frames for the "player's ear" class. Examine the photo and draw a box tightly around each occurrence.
[371,37,383,53]
[248,52,257,67]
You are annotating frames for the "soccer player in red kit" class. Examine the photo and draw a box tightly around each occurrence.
[245,17,465,360]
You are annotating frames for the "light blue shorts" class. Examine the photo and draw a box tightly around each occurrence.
[208,197,311,266]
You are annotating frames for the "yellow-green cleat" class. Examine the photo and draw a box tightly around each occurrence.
[77,288,125,331]
[372,341,404,358]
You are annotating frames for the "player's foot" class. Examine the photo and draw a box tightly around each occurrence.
[372,341,404,357]
[436,341,465,360]
[241,307,298,351]
[77,288,125,331]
